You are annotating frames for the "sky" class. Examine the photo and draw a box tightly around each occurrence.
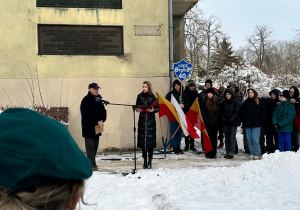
[198,0,300,50]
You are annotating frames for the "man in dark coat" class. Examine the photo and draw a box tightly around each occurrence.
[80,83,107,171]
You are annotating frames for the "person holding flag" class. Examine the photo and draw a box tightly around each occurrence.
[166,79,190,154]
[201,88,220,158]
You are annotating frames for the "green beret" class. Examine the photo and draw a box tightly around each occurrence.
[0,108,92,192]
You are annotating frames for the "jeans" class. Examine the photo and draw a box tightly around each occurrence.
[85,137,99,167]
[170,121,182,148]
[245,127,261,157]
[278,132,292,152]
[223,126,237,156]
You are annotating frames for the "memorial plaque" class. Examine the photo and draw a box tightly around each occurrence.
[37,0,122,9]
[38,25,123,55]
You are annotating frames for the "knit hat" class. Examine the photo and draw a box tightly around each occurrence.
[206,87,215,94]
[205,79,212,87]
[269,89,279,98]
[218,86,225,94]
[0,108,93,192]
[280,90,290,99]
[188,81,196,88]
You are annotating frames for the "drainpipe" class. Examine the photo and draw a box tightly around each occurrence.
[168,0,174,90]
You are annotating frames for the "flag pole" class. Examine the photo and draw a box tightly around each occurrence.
[171,126,180,139]
[159,117,164,139]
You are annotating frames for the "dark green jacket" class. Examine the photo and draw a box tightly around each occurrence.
[272,100,296,133]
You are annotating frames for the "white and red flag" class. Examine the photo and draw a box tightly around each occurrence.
[170,94,200,139]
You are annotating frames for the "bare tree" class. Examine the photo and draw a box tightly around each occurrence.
[246,25,273,73]
[200,15,222,78]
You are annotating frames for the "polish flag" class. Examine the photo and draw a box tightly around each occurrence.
[170,94,200,139]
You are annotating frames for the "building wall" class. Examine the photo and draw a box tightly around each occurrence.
[0,0,171,152]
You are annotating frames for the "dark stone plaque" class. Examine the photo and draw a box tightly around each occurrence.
[37,0,122,9]
[38,25,123,55]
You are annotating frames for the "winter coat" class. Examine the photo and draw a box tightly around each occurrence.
[234,93,244,105]
[240,97,266,128]
[273,100,296,133]
[185,86,198,108]
[220,88,241,126]
[266,98,279,127]
[80,91,107,138]
[136,92,159,149]
[166,90,190,114]
[201,96,220,126]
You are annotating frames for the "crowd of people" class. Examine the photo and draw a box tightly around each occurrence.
[134,79,300,168]
[79,81,299,170]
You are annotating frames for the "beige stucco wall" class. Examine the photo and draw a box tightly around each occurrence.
[0,0,173,152]
[0,78,170,151]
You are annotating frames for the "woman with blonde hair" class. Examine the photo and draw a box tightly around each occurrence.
[241,87,266,160]
[136,81,159,169]
[0,108,92,210]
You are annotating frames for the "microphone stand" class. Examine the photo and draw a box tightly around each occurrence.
[102,101,138,174]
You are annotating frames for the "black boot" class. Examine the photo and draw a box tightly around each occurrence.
[184,137,189,151]
[143,158,148,169]
[190,139,197,152]
[148,158,152,169]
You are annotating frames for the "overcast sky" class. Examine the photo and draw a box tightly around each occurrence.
[199,0,300,50]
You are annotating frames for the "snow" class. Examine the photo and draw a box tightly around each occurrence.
[78,132,300,210]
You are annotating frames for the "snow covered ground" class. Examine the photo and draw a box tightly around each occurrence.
[78,132,300,210]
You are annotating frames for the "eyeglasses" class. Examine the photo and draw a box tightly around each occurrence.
[290,91,294,93]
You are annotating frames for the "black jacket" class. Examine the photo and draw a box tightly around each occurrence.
[80,92,107,138]
[220,89,241,126]
[166,90,190,114]
[201,96,220,126]
[241,97,266,127]
[266,98,280,127]
[185,86,198,108]
[136,92,159,149]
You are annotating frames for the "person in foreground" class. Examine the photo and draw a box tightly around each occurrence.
[0,108,93,210]
[136,81,159,169]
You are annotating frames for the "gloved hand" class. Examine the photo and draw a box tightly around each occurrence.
[274,124,280,129]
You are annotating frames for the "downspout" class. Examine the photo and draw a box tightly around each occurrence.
[168,0,174,90]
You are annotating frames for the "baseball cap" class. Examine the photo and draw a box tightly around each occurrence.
[88,83,101,89]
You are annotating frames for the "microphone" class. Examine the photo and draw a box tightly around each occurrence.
[95,97,110,105]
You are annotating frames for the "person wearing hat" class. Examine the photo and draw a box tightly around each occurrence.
[166,79,190,155]
[240,87,266,160]
[273,90,296,152]
[201,87,220,158]
[0,108,92,209]
[265,89,280,153]
[80,83,107,171]
[184,81,199,152]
